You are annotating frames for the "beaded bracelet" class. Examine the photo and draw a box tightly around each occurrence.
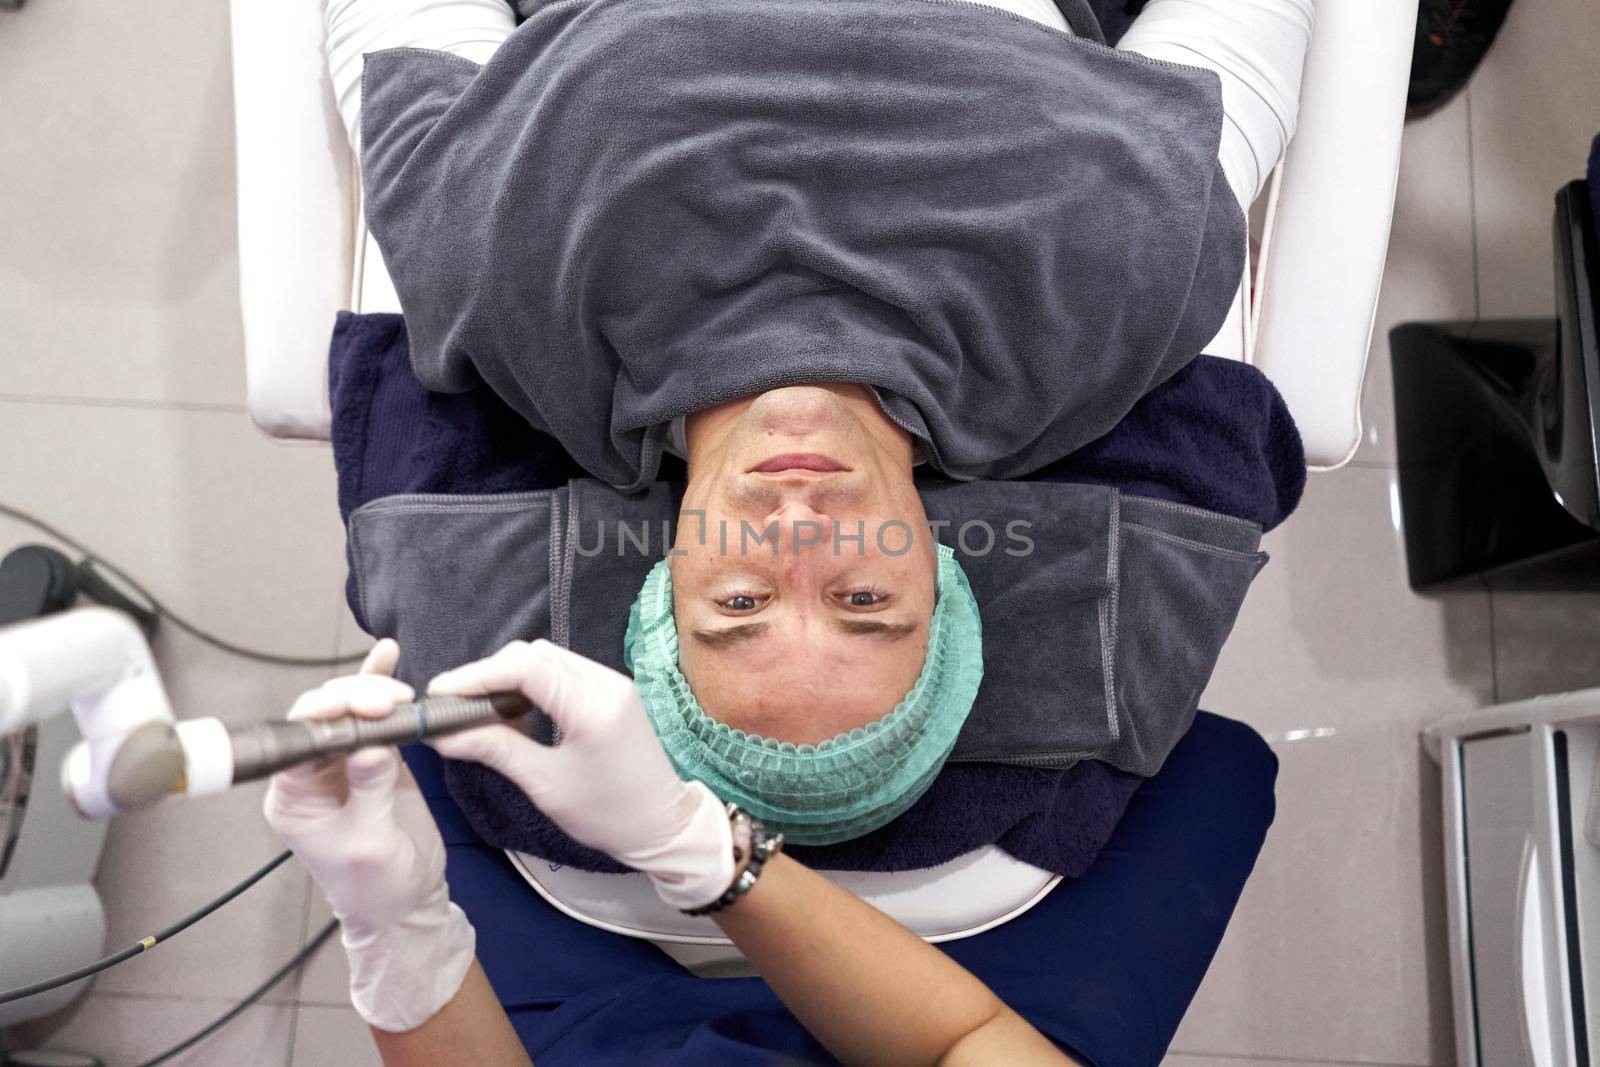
[680,803,785,916]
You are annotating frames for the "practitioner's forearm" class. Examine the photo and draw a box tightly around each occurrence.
[371,957,531,1067]
[712,854,1072,1067]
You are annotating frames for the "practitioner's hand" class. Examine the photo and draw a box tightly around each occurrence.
[262,639,475,1033]
[428,639,735,911]
[264,640,434,929]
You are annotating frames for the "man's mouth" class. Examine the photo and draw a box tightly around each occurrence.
[749,453,849,474]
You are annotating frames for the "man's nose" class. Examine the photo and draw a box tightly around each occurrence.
[763,499,834,556]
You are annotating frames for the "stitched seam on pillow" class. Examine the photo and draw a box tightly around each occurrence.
[1123,522,1265,563]
[1099,492,1121,742]
[363,46,487,73]
[547,492,569,746]
[562,484,580,642]
[350,492,551,518]
[548,491,569,650]
[351,517,374,635]
[1125,495,1263,532]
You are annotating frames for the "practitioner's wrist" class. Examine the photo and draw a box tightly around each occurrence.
[340,882,477,1033]
[679,805,784,917]
[644,781,740,911]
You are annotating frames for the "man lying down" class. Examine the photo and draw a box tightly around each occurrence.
[263,0,1312,1064]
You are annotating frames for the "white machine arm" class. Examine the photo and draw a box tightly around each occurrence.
[1250,0,1417,468]
[0,608,238,821]
[231,0,1417,468]
[0,609,180,818]
[0,608,167,740]
[230,0,357,440]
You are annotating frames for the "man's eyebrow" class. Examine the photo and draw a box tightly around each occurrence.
[690,622,771,649]
[831,618,921,640]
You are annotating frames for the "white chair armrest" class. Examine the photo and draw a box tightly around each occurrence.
[1250,0,1418,469]
[230,0,356,440]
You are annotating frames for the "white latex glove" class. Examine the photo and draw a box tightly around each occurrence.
[429,639,735,911]
[262,639,475,1033]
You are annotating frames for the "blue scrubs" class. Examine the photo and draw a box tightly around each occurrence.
[403,711,1276,1067]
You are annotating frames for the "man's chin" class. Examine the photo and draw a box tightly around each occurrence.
[747,386,855,437]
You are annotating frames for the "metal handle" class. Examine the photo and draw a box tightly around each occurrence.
[227,691,534,783]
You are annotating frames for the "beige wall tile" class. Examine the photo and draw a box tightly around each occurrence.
[8,993,294,1067]
[1174,723,1455,1064]
[295,891,352,1010]
[292,1005,384,1067]
[1203,465,1494,738]
[0,0,248,408]
[1188,465,1485,1063]
[336,601,376,662]
[1356,93,1478,467]
[1469,0,1600,319]
[0,400,347,657]
[1490,590,1600,702]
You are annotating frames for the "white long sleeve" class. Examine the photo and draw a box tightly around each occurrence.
[1118,0,1314,207]
[324,0,516,149]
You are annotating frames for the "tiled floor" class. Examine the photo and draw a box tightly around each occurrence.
[1168,2,1600,1065]
[0,1,1596,1065]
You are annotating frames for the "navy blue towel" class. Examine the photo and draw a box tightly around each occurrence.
[330,311,1304,532]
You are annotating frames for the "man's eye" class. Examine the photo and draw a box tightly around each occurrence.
[846,591,885,608]
[721,594,761,612]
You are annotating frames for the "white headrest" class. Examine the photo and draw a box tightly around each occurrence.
[509,845,1061,973]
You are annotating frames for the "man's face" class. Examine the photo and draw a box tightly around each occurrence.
[671,385,936,745]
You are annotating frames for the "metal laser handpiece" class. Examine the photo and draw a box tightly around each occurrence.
[225,691,536,784]
[77,691,537,816]
[0,608,538,817]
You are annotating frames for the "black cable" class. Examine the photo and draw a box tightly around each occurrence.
[134,918,340,1067]
[0,500,364,667]
[0,851,293,1006]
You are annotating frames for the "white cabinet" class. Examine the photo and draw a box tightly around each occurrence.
[1429,691,1600,1067]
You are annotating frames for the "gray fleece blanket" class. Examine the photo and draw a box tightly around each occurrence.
[358,0,1245,493]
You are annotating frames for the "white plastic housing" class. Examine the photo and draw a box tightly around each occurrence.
[174,717,236,801]
[0,608,170,738]
[0,608,175,818]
